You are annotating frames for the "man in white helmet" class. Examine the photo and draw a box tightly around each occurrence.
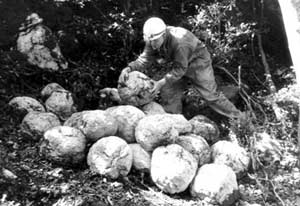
[119,17,243,119]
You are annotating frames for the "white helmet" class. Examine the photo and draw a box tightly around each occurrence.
[143,17,166,41]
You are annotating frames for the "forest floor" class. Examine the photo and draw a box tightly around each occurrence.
[0,94,300,206]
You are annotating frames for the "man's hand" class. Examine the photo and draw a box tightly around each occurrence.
[118,67,132,84]
[151,78,166,97]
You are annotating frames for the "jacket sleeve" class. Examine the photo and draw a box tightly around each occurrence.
[128,42,155,71]
[164,46,189,83]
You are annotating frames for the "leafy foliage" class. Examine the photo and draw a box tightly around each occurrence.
[0,0,290,110]
[186,1,257,85]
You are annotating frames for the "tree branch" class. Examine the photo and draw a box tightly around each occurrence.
[257,33,276,94]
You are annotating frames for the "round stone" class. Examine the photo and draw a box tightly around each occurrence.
[39,126,87,166]
[64,110,118,142]
[105,105,145,143]
[87,136,133,179]
[135,114,192,152]
[151,144,198,194]
[118,71,156,106]
[45,90,77,121]
[21,111,61,140]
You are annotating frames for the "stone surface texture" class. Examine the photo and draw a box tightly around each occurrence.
[151,144,198,194]
[64,110,118,142]
[105,105,145,143]
[39,126,87,165]
[87,136,133,179]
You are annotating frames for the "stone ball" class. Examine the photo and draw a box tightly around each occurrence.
[41,83,65,100]
[129,143,151,173]
[175,134,211,166]
[8,96,45,119]
[87,136,133,179]
[166,114,193,134]
[189,115,220,144]
[118,71,156,106]
[211,140,250,178]
[64,110,118,142]
[45,90,77,121]
[21,111,61,140]
[105,105,145,143]
[190,163,239,206]
[135,114,192,152]
[151,144,198,194]
[141,101,166,115]
[39,126,87,166]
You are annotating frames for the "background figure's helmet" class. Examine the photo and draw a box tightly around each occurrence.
[26,13,43,25]
[143,17,166,41]
[20,13,43,30]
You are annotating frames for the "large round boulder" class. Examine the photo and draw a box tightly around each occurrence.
[39,126,87,166]
[21,111,61,140]
[175,134,211,166]
[87,136,133,179]
[211,141,250,178]
[45,90,77,121]
[129,143,151,173]
[118,71,156,106]
[105,105,145,143]
[166,114,193,134]
[41,83,65,100]
[64,110,118,142]
[189,115,220,144]
[135,114,192,152]
[141,101,166,115]
[8,96,45,119]
[151,144,198,194]
[190,163,239,206]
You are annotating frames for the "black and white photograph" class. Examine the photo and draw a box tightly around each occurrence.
[0,0,300,205]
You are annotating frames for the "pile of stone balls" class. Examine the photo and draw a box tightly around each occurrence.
[9,78,266,206]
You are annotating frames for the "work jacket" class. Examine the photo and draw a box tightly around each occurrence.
[128,26,208,84]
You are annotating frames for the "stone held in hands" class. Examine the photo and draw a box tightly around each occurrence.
[45,90,77,121]
[87,136,133,179]
[190,163,239,206]
[105,105,145,143]
[135,114,192,152]
[64,110,118,142]
[211,140,250,178]
[21,111,61,140]
[151,144,198,194]
[39,126,87,166]
[175,134,211,167]
[118,71,156,106]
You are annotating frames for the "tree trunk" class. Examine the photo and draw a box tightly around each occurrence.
[277,0,300,156]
